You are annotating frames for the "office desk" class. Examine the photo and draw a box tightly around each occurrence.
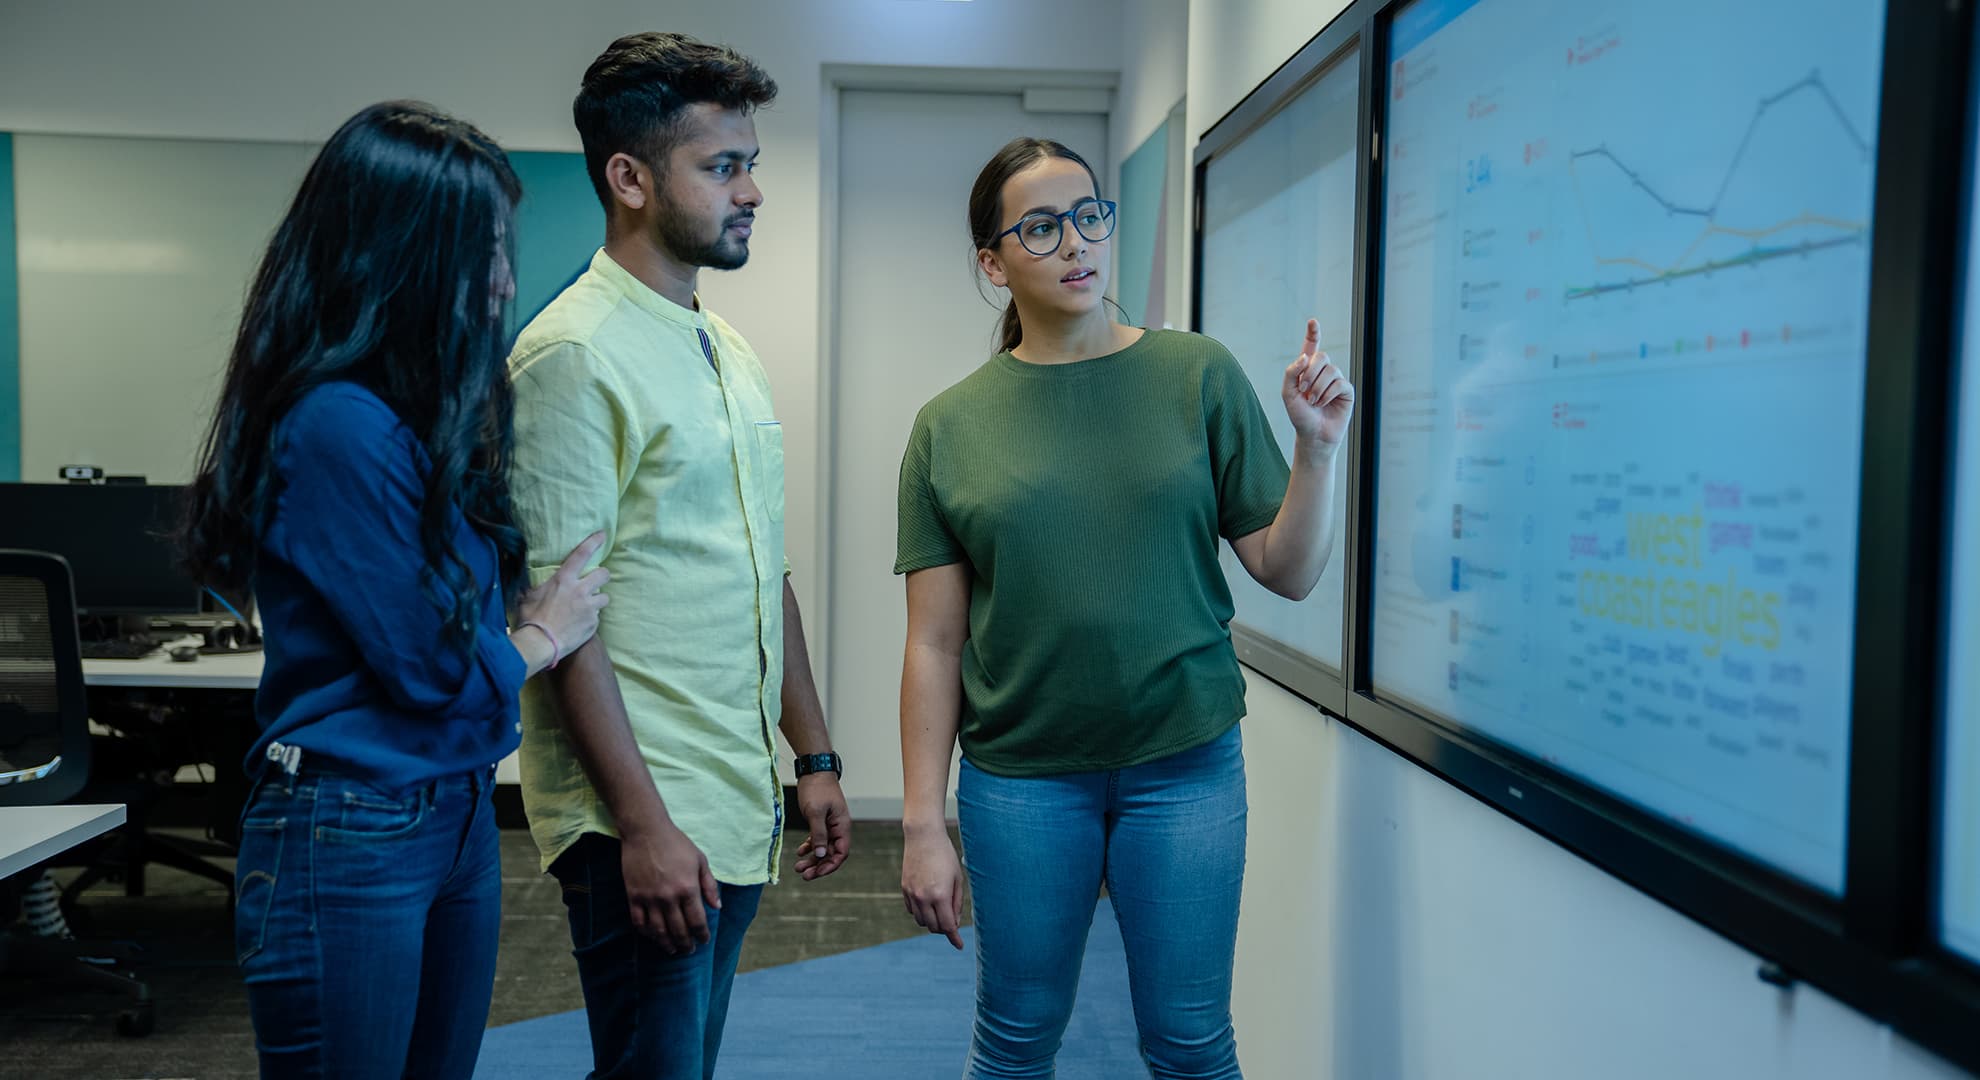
[76,654,258,894]
[81,650,523,785]
[0,804,127,880]
[83,651,263,692]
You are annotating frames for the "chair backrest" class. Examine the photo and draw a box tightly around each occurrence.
[0,550,91,805]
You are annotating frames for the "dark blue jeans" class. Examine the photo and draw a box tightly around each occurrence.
[234,765,501,1079]
[550,832,765,1080]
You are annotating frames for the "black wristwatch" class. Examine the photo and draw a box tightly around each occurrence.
[794,752,843,779]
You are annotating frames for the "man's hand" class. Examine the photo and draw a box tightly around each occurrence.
[620,820,721,955]
[793,773,852,881]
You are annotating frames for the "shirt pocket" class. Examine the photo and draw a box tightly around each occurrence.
[754,420,786,527]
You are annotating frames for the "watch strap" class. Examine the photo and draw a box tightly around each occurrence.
[794,752,843,778]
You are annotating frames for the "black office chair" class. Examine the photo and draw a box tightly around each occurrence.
[60,711,243,904]
[0,549,155,1036]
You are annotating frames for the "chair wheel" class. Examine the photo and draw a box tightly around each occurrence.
[115,1006,154,1037]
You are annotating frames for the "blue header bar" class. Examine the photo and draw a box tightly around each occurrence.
[1389,0,1486,59]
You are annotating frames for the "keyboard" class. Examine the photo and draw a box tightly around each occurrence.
[79,638,160,660]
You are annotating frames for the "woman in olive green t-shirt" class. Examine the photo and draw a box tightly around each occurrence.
[895,137,1354,1079]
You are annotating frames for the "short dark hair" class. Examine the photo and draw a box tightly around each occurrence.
[573,32,778,208]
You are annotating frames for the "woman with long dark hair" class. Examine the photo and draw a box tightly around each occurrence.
[181,101,609,1078]
[895,138,1354,1078]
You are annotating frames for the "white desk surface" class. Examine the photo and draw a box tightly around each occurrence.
[78,649,524,783]
[83,650,264,691]
[0,803,127,880]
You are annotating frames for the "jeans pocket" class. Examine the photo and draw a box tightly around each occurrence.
[554,835,637,952]
[234,817,286,965]
[318,783,427,843]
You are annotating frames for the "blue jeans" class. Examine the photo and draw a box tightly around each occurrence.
[234,764,501,1079]
[958,725,1248,1080]
[550,832,765,1080]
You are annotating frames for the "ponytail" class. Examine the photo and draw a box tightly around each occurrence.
[996,300,1023,353]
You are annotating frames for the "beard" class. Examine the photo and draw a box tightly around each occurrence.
[658,205,752,271]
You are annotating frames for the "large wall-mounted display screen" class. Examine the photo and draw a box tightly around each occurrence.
[1370,0,1885,892]
[1200,48,1362,671]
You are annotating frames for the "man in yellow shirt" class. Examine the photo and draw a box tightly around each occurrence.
[506,32,852,1080]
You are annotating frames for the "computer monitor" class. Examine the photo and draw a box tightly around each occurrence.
[0,483,204,617]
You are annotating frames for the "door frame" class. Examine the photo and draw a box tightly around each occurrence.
[811,65,1116,721]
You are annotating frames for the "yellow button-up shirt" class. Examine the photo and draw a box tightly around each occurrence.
[508,249,786,884]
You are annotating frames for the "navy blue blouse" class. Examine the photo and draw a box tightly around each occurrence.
[244,382,525,791]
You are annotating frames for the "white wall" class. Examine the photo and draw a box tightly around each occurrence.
[1111,0,1189,181]
[13,135,318,485]
[1112,0,1189,330]
[1178,3,1972,1077]
[1238,676,1970,1080]
[0,0,1124,631]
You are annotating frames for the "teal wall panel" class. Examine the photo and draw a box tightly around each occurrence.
[507,150,605,337]
[0,133,18,481]
[1115,120,1169,328]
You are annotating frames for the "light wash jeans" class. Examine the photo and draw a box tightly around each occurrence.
[958,724,1248,1079]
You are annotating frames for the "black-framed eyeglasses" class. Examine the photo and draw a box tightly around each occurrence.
[994,199,1118,257]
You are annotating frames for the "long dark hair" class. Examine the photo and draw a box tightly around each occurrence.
[968,137,1107,354]
[181,101,527,644]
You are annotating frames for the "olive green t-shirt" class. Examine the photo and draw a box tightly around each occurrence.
[895,328,1291,776]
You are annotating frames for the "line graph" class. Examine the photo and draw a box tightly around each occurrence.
[1563,234,1863,300]
[1563,71,1872,302]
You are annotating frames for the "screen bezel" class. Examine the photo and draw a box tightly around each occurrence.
[1195,31,1365,716]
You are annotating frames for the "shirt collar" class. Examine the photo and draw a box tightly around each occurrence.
[589,248,708,330]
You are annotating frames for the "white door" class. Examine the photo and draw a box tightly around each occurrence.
[827,90,1107,817]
